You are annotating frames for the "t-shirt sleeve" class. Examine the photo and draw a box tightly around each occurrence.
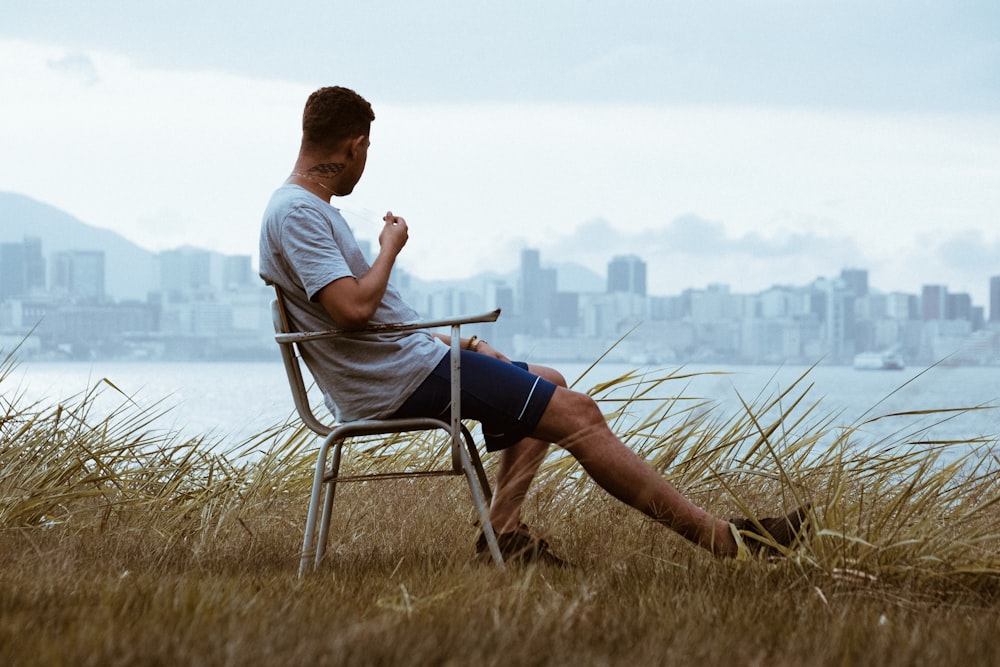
[280,204,354,301]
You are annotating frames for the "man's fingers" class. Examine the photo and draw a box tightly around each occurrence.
[383,210,406,226]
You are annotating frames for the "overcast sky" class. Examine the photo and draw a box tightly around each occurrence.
[2,1,999,303]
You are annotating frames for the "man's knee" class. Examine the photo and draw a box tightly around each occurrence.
[531,376,607,440]
[547,386,604,426]
[529,363,568,388]
[533,387,609,449]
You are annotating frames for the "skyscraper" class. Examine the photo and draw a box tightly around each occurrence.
[991,275,1000,323]
[921,285,947,321]
[607,254,647,297]
[23,237,46,293]
[158,248,212,301]
[52,250,106,301]
[0,242,26,300]
[222,255,253,289]
[946,292,972,321]
[518,248,557,335]
[840,268,869,298]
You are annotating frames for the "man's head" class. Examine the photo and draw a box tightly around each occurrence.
[295,86,374,197]
[301,86,375,153]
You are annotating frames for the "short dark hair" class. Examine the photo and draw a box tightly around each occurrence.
[301,86,375,151]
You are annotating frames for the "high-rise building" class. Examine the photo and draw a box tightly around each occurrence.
[550,291,580,335]
[886,292,918,320]
[51,250,106,301]
[158,248,212,300]
[607,254,647,297]
[990,275,1000,323]
[518,248,557,335]
[0,237,44,299]
[946,292,972,321]
[0,242,26,300]
[484,280,515,315]
[840,268,869,298]
[921,285,947,321]
[825,281,856,362]
[23,237,46,293]
[222,255,253,289]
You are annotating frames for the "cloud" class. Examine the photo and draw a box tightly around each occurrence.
[6,3,999,110]
[935,230,1000,273]
[740,227,861,260]
[894,230,1000,301]
[547,213,860,261]
[643,215,728,253]
[521,212,992,307]
[571,43,675,87]
[45,50,100,85]
[532,214,867,294]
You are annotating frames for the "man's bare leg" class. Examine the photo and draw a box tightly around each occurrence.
[488,364,565,534]
[490,437,550,534]
[532,386,739,556]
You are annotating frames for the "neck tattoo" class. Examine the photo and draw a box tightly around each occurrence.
[291,172,336,196]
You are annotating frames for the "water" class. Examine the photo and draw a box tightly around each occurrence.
[7,359,1000,456]
[7,361,297,446]
[573,362,1000,463]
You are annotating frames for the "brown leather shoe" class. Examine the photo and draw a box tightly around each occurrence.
[475,523,568,566]
[730,504,812,556]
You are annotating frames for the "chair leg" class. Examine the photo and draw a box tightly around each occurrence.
[299,434,333,577]
[314,441,342,568]
[461,424,492,505]
[458,442,504,568]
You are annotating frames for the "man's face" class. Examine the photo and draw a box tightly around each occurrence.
[337,135,370,196]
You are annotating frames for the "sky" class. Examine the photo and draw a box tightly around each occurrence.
[2,1,999,304]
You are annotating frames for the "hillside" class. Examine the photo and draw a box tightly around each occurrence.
[0,191,607,302]
[0,192,155,300]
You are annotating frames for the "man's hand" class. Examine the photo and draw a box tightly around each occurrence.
[473,341,511,363]
[380,211,409,256]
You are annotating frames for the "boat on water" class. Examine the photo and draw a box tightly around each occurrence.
[853,350,905,370]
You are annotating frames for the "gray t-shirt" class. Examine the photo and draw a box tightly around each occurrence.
[259,184,447,422]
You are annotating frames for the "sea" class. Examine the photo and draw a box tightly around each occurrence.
[6,359,1000,462]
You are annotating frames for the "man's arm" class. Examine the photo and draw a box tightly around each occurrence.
[432,333,511,363]
[315,212,409,329]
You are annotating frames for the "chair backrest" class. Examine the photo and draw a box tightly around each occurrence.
[271,284,501,440]
[271,295,333,437]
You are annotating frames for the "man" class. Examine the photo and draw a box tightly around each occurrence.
[259,86,808,564]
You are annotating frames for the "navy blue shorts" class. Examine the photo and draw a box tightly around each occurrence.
[390,351,557,451]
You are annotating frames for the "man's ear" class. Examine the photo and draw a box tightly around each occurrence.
[346,134,368,158]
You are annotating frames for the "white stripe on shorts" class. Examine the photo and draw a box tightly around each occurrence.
[517,377,541,421]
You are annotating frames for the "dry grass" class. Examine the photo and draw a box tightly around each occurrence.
[3,348,1000,666]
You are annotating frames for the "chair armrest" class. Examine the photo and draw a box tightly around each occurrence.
[275,309,501,344]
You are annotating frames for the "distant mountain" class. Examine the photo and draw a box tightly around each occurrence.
[0,192,609,302]
[552,261,605,293]
[0,192,155,300]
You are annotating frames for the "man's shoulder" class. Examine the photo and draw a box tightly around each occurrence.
[264,186,350,238]
[266,184,332,216]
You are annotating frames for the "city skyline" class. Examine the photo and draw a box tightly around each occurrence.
[2,201,998,317]
[2,188,998,368]
[3,217,999,367]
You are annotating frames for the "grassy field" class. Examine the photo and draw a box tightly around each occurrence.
[3,351,1000,666]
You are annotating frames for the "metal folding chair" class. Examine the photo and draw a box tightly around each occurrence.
[271,288,505,576]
